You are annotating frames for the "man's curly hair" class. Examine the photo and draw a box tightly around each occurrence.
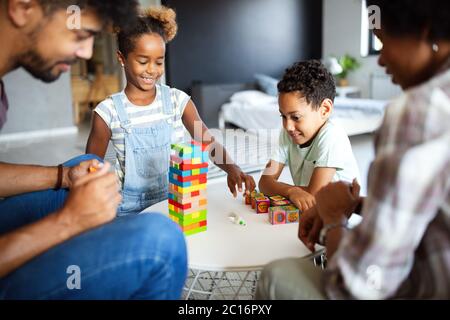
[278,60,336,110]
[37,0,139,30]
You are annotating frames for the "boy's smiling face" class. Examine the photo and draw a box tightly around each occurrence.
[279,91,332,146]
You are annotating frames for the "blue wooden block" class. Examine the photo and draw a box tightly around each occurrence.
[169,166,208,177]
[169,177,192,187]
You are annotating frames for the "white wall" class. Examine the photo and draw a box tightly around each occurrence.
[323,0,401,99]
[140,0,161,7]
[1,65,74,136]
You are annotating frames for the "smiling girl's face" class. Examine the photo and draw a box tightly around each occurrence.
[118,33,166,92]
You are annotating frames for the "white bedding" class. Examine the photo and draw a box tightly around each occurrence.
[220,90,388,136]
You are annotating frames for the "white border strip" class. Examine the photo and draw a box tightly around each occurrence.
[0,126,78,143]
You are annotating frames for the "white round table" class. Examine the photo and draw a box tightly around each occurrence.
[145,173,313,299]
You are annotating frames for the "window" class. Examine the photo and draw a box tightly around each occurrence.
[368,30,382,55]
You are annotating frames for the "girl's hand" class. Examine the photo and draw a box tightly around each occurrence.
[287,187,316,211]
[226,165,256,197]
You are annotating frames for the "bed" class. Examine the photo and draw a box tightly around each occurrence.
[219,90,387,136]
[190,82,388,179]
[191,82,388,137]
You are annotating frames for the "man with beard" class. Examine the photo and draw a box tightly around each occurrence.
[0,0,187,299]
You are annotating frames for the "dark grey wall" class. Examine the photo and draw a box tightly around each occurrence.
[163,0,323,92]
[1,69,74,135]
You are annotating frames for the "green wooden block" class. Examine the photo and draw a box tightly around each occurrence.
[184,226,207,236]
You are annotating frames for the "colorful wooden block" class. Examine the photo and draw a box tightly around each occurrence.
[168,189,207,202]
[244,193,252,205]
[169,141,209,236]
[180,220,207,232]
[170,173,207,183]
[168,195,207,207]
[282,205,300,223]
[191,139,209,151]
[168,194,208,207]
[170,160,208,171]
[272,199,291,206]
[171,143,193,154]
[169,166,208,177]
[169,209,207,224]
[169,182,207,194]
[269,195,286,202]
[169,203,207,214]
[251,192,264,209]
[184,225,207,236]
[269,206,286,224]
[255,196,270,214]
[171,143,204,158]
[169,176,207,188]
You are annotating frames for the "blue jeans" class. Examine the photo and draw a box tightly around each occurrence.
[0,155,188,299]
[0,154,102,234]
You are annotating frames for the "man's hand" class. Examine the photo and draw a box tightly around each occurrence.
[287,187,316,211]
[298,206,323,252]
[58,162,121,233]
[63,159,104,189]
[226,165,256,197]
[316,179,361,225]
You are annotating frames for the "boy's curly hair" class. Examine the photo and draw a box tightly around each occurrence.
[278,60,336,110]
[117,6,178,57]
[36,0,139,30]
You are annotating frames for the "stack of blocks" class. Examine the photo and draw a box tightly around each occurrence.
[245,191,301,225]
[168,141,209,236]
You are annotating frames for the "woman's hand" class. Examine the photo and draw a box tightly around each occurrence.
[315,179,360,225]
[298,206,323,252]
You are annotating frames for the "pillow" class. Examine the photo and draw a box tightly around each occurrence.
[254,74,279,96]
[230,90,277,107]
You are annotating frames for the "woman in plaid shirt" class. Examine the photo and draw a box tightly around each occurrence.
[257,0,450,299]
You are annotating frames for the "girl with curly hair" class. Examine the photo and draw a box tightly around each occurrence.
[86,6,255,215]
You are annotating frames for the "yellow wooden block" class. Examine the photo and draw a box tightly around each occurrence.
[192,211,200,219]
[177,183,206,194]
[191,157,201,164]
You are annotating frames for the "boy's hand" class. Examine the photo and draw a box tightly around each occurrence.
[287,187,315,211]
[58,162,121,234]
[226,165,256,197]
[63,159,104,188]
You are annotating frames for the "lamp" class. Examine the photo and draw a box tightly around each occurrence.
[324,57,343,75]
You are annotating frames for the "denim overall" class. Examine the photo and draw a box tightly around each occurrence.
[112,85,174,216]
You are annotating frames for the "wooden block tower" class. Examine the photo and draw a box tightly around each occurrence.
[168,140,208,236]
